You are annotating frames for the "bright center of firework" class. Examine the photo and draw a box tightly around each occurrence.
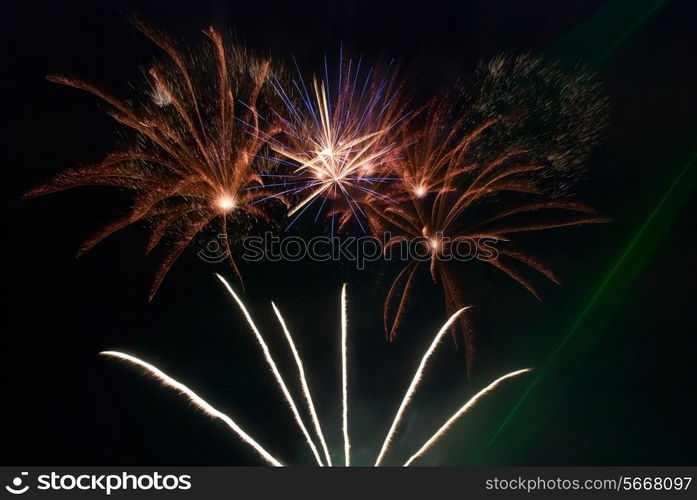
[414,186,427,198]
[315,147,347,183]
[272,75,398,220]
[422,228,441,253]
[216,196,236,212]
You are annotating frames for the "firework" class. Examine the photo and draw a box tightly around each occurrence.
[101,276,530,465]
[264,51,409,231]
[25,24,286,298]
[374,56,609,370]
[402,368,532,466]
[341,283,350,466]
[272,302,332,465]
[374,305,470,466]
[216,274,325,465]
[466,54,609,191]
[99,351,283,466]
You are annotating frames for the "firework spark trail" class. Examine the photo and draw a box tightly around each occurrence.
[101,283,531,466]
[99,351,283,466]
[374,306,470,466]
[271,302,333,466]
[215,274,325,466]
[403,368,532,466]
[341,284,350,466]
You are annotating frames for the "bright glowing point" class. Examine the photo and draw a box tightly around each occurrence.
[414,186,427,198]
[216,196,236,211]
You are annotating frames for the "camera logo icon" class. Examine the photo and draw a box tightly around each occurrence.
[5,472,29,495]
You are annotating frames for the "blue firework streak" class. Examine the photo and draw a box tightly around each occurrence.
[264,47,412,231]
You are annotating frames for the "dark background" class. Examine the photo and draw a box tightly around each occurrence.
[1,0,695,466]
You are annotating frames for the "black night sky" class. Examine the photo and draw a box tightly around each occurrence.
[2,0,696,466]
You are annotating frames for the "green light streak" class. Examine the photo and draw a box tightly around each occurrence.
[591,0,668,68]
[475,151,697,464]
[470,0,681,466]
[548,0,669,67]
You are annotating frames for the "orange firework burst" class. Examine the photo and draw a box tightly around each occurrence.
[264,51,409,232]
[375,56,609,371]
[25,23,286,298]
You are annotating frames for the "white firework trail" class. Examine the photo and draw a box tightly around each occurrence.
[99,351,283,466]
[215,274,325,466]
[271,302,333,466]
[102,278,531,466]
[341,283,350,466]
[373,306,471,466]
[403,368,533,466]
